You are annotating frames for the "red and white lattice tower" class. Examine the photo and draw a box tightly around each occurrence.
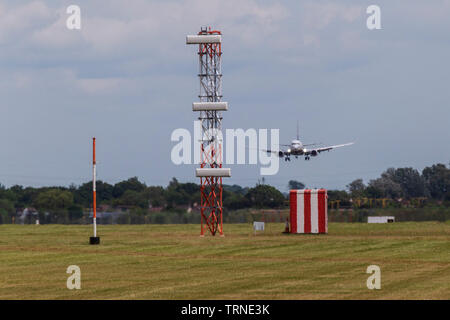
[186,27,231,237]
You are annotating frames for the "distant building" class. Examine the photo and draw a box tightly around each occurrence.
[17,207,39,224]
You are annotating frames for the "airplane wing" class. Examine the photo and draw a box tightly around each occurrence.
[304,142,354,155]
[248,145,286,157]
[279,143,322,147]
[303,142,323,147]
[259,148,285,157]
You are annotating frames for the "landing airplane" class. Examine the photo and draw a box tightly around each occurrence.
[264,122,354,161]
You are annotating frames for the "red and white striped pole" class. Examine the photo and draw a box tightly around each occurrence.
[93,137,97,236]
[90,137,100,245]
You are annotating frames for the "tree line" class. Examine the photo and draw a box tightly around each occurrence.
[0,162,448,223]
[341,163,450,203]
[0,176,286,223]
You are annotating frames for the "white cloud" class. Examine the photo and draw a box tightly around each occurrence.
[301,2,362,31]
[0,1,53,44]
[2,0,288,51]
[31,11,83,49]
[76,77,131,95]
[0,0,291,95]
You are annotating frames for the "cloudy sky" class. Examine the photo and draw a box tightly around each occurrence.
[1,0,449,191]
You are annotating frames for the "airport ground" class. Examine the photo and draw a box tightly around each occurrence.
[0,222,449,299]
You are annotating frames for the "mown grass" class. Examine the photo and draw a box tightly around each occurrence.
[0,222,449,300]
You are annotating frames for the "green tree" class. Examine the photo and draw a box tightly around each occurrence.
[223,184,248,195]
[113,177,146,198]
[74,180,114,207]
[144,186,166,207]
[245,185,286,208]
[164,178,193,207]
[68,204,84,221]
[288,180,305,190]
[0,198,15,213]
[0,199,15,223]
[224,192,249,210]
[346,179,366,198]
[33,189,74,223]
[366,177,402,199]
[327,190,351,205]
[114,190,148,208]
[422,163,450,200]
[382,167,427,198]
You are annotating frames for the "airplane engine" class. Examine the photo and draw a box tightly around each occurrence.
[311,150,318,156]
[278,151,284,158]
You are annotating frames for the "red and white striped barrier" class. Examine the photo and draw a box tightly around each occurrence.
[290,189,328,234]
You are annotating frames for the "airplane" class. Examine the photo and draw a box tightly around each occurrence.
[264,122,354,161]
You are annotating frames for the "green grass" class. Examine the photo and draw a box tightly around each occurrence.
[0,222,449,299]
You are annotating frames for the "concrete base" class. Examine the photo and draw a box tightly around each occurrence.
[89,237,100,245]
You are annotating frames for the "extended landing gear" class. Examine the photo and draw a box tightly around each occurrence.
[305,156,311,160]
[285,157,291,161]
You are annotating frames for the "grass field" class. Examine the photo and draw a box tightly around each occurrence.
[0,222,449,300]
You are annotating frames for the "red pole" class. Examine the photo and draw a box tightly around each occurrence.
[93,137,97,237]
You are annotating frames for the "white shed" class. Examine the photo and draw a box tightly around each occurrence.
[368,216,395,223]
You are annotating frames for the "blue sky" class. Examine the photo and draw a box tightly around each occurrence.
[1,0,449,191]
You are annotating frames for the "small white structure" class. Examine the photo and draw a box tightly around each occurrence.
[186,34,221,44]
[195,168,231,177]
[253,221,265,235]
[192,102,228,111]
[368,216,395,223]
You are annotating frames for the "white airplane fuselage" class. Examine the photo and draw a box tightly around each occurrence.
[287,139,305,156]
